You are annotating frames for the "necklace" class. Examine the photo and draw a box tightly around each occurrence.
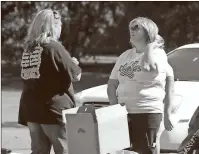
[130,51,144,64]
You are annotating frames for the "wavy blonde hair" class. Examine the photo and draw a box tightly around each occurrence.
[25,9,61,50]
[129,17,164,48]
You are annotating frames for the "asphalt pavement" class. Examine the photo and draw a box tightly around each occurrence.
[1,89,176,154]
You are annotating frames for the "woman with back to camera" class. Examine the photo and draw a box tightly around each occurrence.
[107,17,175,154]
[18,9,81,154]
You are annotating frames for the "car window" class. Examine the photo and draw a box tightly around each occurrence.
[189,106,199,132]
[168,48,199,81]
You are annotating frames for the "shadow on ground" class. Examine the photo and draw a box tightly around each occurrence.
[2,122,26,128]
[2,63,113,92]
[2,72,110,93]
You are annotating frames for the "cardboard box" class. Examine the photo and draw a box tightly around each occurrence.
[62,104,130,154]
[112,150,138,154]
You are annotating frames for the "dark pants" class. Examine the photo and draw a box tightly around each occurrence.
[128,113,162,154]
[27,122,68,154]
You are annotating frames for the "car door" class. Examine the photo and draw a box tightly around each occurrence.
[160,47,199,151]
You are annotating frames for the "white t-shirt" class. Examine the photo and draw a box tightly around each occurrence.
[109,48,174,114]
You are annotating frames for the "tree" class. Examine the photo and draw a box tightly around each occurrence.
[94,1,199,54]
[1,1,125,63]
[2,1,199,65]
[162,2,199,50]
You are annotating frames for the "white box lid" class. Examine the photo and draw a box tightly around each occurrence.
[62,104,128,124]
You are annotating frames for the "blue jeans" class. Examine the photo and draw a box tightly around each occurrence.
[27,122,68,154]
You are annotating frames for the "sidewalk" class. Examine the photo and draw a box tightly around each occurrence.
[1,80,175,154]
[2,127,31,154]
[1,91,55,154]
[2,127,55,154]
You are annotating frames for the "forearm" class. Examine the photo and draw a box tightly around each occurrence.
[164,96,173,116]
[107,86,118,105]
[164,76,174,116]
[69,65,82,82]
[107,79,119,105]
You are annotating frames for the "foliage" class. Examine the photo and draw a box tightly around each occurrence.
[1,1,199,64]
[1,1,125,62]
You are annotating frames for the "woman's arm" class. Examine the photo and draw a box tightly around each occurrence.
[107,79,119,105]
[164,64,175,131]
[107,51,125,105]
[72,73,81,82]
[143,39,166,71]
[55,42,82,82]
[71,57,81,81]
[164,75,175,116]
[50,41,82,90]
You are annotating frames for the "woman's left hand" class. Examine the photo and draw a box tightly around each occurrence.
[147,41,159,50]
[164,114,174,131]
[143,41,164,71]
[147,39,164,50]
[143,43,158,71]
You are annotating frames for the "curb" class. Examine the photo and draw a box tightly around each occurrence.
[2,122,27,128]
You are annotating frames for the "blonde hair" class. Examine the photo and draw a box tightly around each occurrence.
[129,17,164,48]
[25,9,61,50]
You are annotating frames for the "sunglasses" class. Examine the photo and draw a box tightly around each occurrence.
[130,24,142,32]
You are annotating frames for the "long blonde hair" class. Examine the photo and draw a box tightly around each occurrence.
[25,9,61,50]
[129,17,164,48]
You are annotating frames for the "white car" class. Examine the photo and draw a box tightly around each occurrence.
[74,43,199,152]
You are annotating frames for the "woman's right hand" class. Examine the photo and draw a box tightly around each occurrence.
[107,79,119,105]
[72,57,79,65]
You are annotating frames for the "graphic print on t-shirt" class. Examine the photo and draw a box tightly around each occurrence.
[119,60,142,79]
[21,45,43,80]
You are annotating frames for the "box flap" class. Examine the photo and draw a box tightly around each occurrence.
[77,104,95,113]
[95,104,128,123]
[77,104,97,123]
[62,107,79,123]
[62,104,128,124]
[110,150,138,154]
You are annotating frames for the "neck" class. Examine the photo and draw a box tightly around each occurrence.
[134,43,147,53]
